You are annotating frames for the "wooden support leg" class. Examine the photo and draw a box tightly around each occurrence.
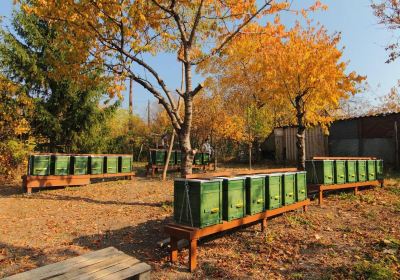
[319,189,323,205]
[152,167,156,176]
[260,219,267,232]
[189,239,198,272]
[170,237,178,263]
[303,205,308,212]
[27,187,32,194]
[354,186,358,196]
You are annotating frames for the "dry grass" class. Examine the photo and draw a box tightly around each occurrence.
[0,167,399,279]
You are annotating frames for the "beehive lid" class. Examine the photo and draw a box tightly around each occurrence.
[282,172,297,175]
[175,178,223,183]
[266,172,283,177]
[246,174,267,178]
[214,176,246,181]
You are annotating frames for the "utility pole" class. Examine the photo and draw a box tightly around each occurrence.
[129,78,133,115]
[147,100,151,127]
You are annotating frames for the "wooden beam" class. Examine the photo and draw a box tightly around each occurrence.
[183,167,298,179]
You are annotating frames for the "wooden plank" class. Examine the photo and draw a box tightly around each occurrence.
[95,262,151,280]
[73,257,141,280]
[165,199,310,240]
[51,254,133,280]
[3,247,120,280]
[312,156,376,160]
[166,199,310,271]
[184,168,298,179]
[319,180,380,191]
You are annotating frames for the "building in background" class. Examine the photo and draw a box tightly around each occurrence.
[262,112,400,166]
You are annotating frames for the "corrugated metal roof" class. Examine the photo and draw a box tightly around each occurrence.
[275,111,400,129]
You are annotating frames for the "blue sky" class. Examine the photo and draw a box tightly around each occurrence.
[1,0,399,118]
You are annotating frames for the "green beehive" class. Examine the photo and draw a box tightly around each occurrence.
[296,171,307,202]
[376,160,384,180]
[334,160,346,184]
[168,151,176,165]
[51,155,70,176]
[119,155,132,173]
[174,178,223,228]
[282,172,296,205]
[29,155,51,176]
[245,175,265,215]
[71,156,88,175]
[265,173,282,210]
[175,150,182,165]
[149,149,166,166]
[193,153,202,165]
[105,156,118,174]
[217,177,246,221]
[203,153,210,165]
[346,160,357,183]
[367,160,376,181]
[357,160,367,182]
[89,156,104,175]
[305,160,334,185]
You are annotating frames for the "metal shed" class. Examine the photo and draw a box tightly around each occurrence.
[263,112,400,165]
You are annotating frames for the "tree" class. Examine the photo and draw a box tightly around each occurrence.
[263,23,365,169]
[22,0,298,175]
[0,75,34,177]
[372,0,400,63]
[201,22,365,169]
[0,7,117,153]
[198,23,291,166]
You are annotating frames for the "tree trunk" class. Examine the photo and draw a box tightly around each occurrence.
[295,96,306,170]
[248,142,252,170]
[162,131,175,181]
[180,61,195,176]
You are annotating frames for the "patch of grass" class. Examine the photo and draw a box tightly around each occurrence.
[387,186,400,196]
[286,214,313,227]
[359,193,375,204]
[160,201,173,212]
[351,261,394,280]
[202,261,218,276]
[289,272,304,279]
[337,192,357,201]
[339,225,352,233]
[393,201,400,213]
[361,210,377,220]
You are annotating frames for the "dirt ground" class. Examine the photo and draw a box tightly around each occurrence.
[0,169,399,279]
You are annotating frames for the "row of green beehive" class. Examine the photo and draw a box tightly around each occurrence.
[148,149,210,166]
[305,159,383,185]
[28,155,133,176]
[173,171,307,228]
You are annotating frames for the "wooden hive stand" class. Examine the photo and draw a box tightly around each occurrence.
[165,199,310,272]
[308,180,384,205]
[22,172,135,194]
[310,156,384,205]
[3,247,151,280]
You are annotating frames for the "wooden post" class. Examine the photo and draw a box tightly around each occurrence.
[163,132,175,181]
[170,237,178,263]
[147,100,151,127]
[189,239,198,272]
[354,186,358,196]
[261,219,267,232]
[395,121,399,170]
[319,189,323,205]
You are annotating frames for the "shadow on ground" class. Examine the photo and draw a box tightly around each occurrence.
[20,192,172,208]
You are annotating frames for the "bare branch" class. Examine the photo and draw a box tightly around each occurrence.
[188,0,204,46]
[194,0,273,65]
[191,83,204,97]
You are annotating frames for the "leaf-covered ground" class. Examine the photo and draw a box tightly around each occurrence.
[0,171,399,279]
